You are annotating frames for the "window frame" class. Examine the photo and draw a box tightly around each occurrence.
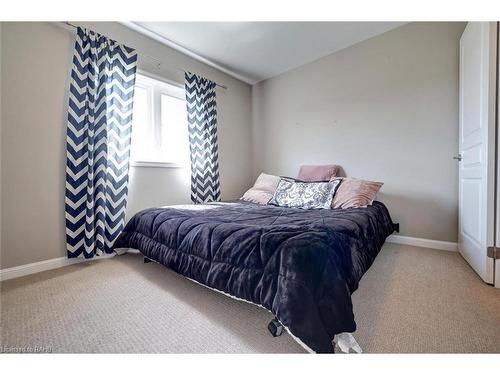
[129,70,188,169]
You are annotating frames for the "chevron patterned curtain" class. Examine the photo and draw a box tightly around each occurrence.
[65,27,138,259]
[185,72,221,203]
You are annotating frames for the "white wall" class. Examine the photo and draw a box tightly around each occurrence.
[0,22,252,268]
[252,22,466,242]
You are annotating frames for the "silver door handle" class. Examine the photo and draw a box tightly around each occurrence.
[453,155,462,161]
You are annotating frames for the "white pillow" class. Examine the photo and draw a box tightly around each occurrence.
[268,178,342,209]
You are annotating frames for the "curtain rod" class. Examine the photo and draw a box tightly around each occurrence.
[63,22,228,90]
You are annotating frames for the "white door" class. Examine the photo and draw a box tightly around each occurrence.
[458,22,497,285]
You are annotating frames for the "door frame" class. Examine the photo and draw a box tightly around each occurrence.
[495,22,500,288]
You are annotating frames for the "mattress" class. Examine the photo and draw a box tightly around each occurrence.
[113,200,394,353]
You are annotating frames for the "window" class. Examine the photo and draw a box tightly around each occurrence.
[130,73,190,167]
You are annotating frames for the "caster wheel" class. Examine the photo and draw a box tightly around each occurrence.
[268,318,283,337]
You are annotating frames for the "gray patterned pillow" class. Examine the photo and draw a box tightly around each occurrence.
[268,178,342,209]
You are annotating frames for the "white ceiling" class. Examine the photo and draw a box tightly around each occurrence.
[131,22,406,84]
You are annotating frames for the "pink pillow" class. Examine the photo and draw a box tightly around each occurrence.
[297,165,340,182]
[332,177,383,209]
[241,173,281,205]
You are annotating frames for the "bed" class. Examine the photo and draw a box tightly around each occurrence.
[113,200,395,353]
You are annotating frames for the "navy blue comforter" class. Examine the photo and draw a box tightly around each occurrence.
[113,200,394,353]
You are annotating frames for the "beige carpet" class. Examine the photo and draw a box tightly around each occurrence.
[1,243,499,353]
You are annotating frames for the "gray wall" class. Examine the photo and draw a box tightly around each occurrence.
[0,21,465,269]
[252,22,466,242]
[0,22,252,269]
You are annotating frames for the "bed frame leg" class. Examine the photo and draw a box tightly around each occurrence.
[144,257,152,263]
[268,317,283,337]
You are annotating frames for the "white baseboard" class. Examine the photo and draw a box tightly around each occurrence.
[387,234,458,252]
[0,254,115,282]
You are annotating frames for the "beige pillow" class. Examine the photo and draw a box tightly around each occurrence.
[332,177,383,209]
[241,173,281,205]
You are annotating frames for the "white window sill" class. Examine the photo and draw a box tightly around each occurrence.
[130,161,187,169]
